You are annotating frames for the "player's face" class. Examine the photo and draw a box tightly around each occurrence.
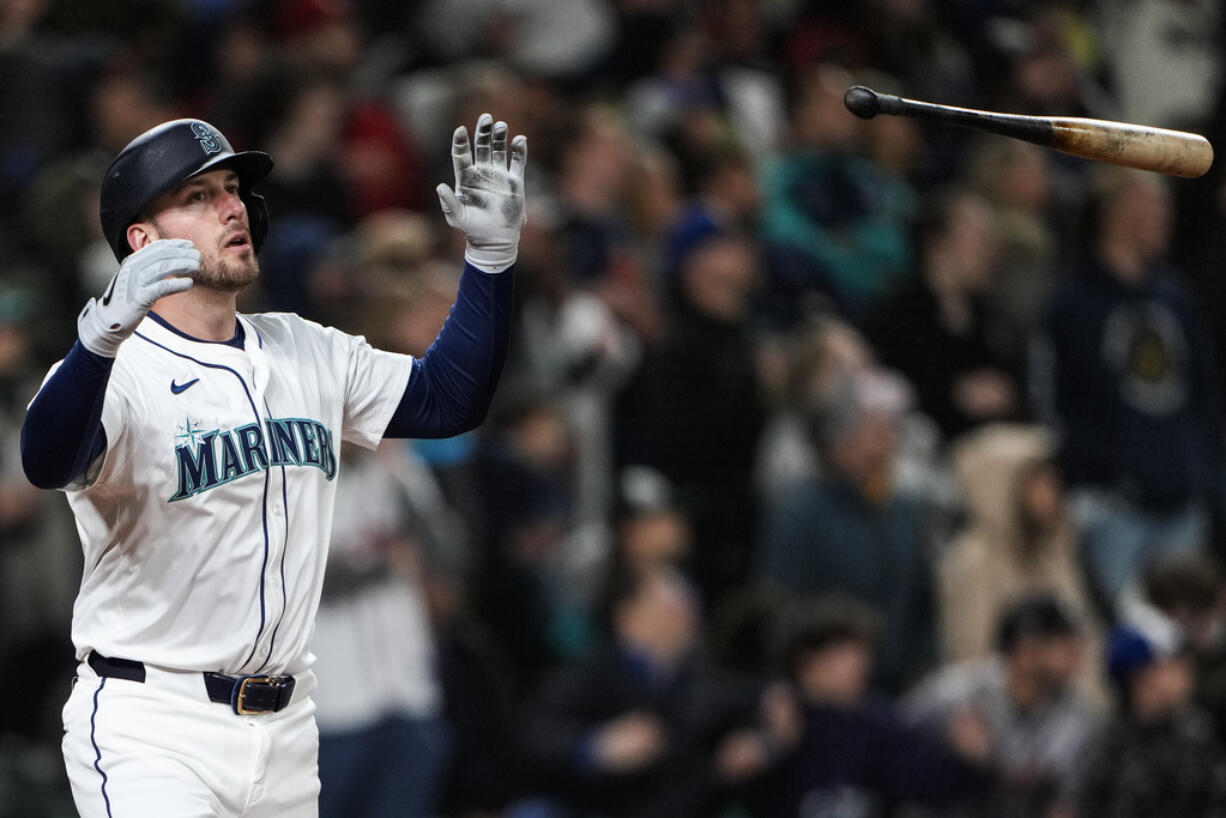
[139,168,260,292]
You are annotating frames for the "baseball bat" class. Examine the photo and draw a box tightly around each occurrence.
[843,85,1213,179]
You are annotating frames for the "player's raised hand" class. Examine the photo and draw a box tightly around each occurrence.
[436,113,527,273]
[78,239,198,357]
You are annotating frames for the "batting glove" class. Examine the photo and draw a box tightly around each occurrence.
[78,239,199,357]
[436,113,527,273]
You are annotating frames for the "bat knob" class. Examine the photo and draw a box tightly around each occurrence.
[844,86,879,119]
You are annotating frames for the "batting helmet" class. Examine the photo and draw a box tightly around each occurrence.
[100,119,274,262]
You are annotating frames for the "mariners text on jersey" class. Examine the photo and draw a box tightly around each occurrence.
[171,416,338,501]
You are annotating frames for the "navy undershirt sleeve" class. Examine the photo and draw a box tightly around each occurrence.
[21,316,246,490]
[21,341,114,490]
[383,262,514,439]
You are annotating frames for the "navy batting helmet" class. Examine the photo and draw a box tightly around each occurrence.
[100,119,274,262]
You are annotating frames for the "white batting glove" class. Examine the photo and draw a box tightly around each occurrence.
[78,239,199,357]
[436,113,527,273]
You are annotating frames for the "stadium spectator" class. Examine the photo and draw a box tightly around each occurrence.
[515,567,781,818]
[1032,166,1222,613]
[938,424,1104,701]
[754,315,876,506]
[866,185,1023,442]
[760,61,916,325]
[1119,551,1226,742]
[470,388,579,695]
[664,143,762,293]
[615,229,765,614]
[608,465,692,584]
[760,367,935,694]
[905,594,1099,818]
[966,138,1060,361]
[1079,618,1226,817]
[759,594,989,817]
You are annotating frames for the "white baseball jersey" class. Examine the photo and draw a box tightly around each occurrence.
[55,310,413,677]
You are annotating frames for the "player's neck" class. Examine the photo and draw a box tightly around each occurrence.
[152,287,240,342]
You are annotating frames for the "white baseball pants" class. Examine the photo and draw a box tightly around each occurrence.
[62,661,320,817]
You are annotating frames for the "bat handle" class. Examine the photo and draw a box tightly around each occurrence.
[871,90,907,117]
[844,86,1054,145]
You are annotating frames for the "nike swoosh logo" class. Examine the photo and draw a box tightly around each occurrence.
[170,378,200,395]
[101,276,117,306]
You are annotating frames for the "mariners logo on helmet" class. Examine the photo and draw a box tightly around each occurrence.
[191,122,223,156]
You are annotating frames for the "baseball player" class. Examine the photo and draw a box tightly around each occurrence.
[20,112,525,817]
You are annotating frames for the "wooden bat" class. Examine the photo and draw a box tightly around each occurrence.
[843,85,1214,179]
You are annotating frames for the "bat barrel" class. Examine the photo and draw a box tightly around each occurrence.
[1049,119,1213,179]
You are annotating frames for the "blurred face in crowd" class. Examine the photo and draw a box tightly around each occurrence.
[1176,608,1224,657]
[998,144,1051,212]
[827,408,901,500]
[1130,655,1195,724]
[794,322,875,411]
[375,268,458,358]
[0,321,30,375]
[796,639,872,708]
[1097,169,1172,273]
[709,160,762,221]
[929,193,998,294]
[626,149,683,237]
[620,508,691,574]
[1035,633,1083,687]
[1121,175,1173,262]
[509,402,573,475]
[90,71,174,154]
[288,13,362,73]
[1009,633,1084,702]
[868,113,921,178]
[792,64,860,151]
[562,109,633,212]
[276,81,347,169]
[816,325,873,379]
[128,168,259,293]
[681,235,760,323]
[1017,461,1064,537]
[616,570,700,664]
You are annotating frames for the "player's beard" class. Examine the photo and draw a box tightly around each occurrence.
[147,218,260,292]
[194,249,260,293]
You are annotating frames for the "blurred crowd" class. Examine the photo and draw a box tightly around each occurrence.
[8,0,1226,816]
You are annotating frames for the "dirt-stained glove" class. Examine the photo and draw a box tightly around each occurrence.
[436,113,527,273]
[78,239,199,357]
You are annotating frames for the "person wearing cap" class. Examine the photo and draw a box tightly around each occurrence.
[19,112,525,817]
[1078,619,1226,817]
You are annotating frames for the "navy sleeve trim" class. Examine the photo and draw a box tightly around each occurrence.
[384,263,514,439]
[21,341,113,490]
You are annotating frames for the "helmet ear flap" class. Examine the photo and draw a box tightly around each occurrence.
[244,190,270,253]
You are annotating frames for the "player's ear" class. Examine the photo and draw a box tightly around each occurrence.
[126,221,156,253]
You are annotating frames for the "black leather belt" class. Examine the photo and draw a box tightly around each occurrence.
[88,651,296,715]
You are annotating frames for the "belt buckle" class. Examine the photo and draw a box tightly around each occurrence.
[234,675,275,715]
